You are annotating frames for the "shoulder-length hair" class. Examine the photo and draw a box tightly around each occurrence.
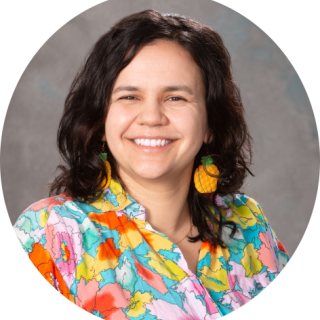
[49,9,253,247]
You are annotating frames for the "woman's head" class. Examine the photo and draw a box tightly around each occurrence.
[104,39,208,183]
[51,9,253,245]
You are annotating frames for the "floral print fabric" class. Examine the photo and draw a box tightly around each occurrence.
[13,178,289,319]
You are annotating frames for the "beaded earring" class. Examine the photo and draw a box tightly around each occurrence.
[99,142,111,189]
[194,155,219,193]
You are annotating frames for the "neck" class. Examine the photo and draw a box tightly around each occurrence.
[118,166,193,237]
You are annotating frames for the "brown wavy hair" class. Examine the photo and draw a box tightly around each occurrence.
[49,9,253,247]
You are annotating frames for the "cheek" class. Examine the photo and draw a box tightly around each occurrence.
[105,105,134,143]
[105,109,117,141]
[172,108,207,144]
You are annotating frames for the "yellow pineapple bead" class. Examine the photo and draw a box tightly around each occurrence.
[99,152,111,189]
[194,156,219,193]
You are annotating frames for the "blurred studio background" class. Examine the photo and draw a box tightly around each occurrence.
[1,0,319,257]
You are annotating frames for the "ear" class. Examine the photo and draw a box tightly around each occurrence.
[101,133,107,142]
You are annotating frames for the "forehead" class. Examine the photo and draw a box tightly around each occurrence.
[115,40,204,91]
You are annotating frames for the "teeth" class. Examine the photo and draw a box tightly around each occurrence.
[133,139,173,147]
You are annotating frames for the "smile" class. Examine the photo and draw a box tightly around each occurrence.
[130,140,177,153]
[133,138,173,147]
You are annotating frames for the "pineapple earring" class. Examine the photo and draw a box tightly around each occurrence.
[194,155,219,193]
[99,141,112,189]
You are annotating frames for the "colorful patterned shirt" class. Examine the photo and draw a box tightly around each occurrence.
[13,178,289,319]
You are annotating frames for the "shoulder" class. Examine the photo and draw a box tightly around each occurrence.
[213,193,290,271]
[13,193,86,253]
[15,193,73,228]
[213,193,268,230]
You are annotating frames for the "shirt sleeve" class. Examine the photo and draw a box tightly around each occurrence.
[245,197,290,274]
[13,205,75,303]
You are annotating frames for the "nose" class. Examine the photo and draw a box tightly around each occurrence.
[136,97,168,127]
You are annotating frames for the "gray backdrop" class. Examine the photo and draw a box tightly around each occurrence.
[1,0,318,257]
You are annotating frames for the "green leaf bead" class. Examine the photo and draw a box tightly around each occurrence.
[99,152,108,161]
[201,155,214,166]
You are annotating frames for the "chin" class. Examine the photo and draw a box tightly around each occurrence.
[133,167,166,180]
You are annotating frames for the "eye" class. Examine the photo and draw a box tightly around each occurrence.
[120,96,135,100]
[120,96,187,101]
[168,96,186,101]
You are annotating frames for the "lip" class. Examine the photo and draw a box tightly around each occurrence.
[129,136,176,140]
[128,138,177,153]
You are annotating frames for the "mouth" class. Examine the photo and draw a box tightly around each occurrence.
[131,138,174,147]
[130,139,178,153]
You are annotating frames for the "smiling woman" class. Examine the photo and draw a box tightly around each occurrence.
[13,9,289,319]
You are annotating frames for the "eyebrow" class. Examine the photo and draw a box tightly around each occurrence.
[112,85,194,95]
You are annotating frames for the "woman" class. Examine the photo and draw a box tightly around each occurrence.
[13,9,289,319]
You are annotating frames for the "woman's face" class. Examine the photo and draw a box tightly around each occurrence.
[104,39,208,182]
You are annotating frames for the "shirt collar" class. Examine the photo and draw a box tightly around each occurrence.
[97,177,147,220]
[95,177,216,222]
